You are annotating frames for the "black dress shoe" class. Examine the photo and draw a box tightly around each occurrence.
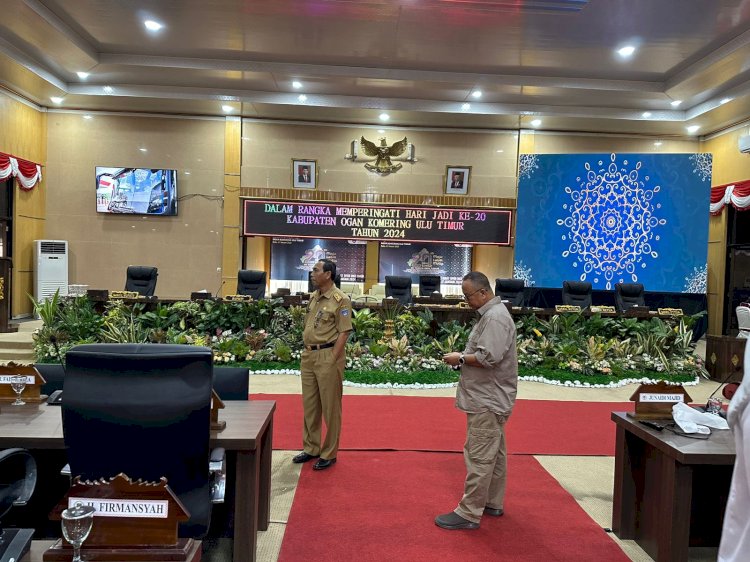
[484,507,504,517]
[292,452,319,464]
[313,458,336,470]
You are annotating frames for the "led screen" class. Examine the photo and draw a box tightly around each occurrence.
[96,167,177,215]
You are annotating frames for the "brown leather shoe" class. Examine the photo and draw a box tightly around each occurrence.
[313,458,336,470]
[434,512,479,530]
[292,452,319,464]
[484,507,504,517]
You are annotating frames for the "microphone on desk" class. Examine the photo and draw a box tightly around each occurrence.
[214,279,226,299]
[703,369,739,412]
[47,335,66,404]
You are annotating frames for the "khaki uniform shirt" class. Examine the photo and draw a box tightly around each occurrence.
[303,285,353,346]
[456,296,518,416]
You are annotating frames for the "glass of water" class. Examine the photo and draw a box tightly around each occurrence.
[10,375,26,405]
[61,502,96,562]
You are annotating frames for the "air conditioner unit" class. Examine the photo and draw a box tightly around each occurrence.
[739,135,750,153]
[35,240,69,302]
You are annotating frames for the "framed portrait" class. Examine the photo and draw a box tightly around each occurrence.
[445,165,471,195]
[292,159,317,189]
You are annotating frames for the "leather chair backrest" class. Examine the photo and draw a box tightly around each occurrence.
[615,282,645,313]
[237,270,266,299]
[62,343,213,538]
[125,266,158,296]
[562,281,592,309]
[418,275,441,296]
[385,275,413,305]
[494,278,525,306]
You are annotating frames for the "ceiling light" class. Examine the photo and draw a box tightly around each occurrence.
[720,97,732,105]
[379,113,390,122]
[298,94,307,102]
[185,171,191,175]
[103,86,114,94]
[496,149,504,153]
[144,20,163,31]
[222,105,234,113]
[530,119,542,127]
[83,115,92,120]
[50,96,63,104]
[654,141,662,147]
[471,90,482,99]
[377,129,385,134]
[76,71,89,79]
[461,103,471,111]
[642,111,652,118]
[671,100,682,107]
[292,81,302,89]
[617,45,636,58]
[686,125,700,134]
[139,148,147,152]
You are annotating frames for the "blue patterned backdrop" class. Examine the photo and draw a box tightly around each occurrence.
[515,153,711,293]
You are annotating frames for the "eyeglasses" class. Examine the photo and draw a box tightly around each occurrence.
[463,288,484,300]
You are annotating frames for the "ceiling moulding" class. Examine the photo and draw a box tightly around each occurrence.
[22,0,99,63]
[0,35,67,91]
[325,0,590,14]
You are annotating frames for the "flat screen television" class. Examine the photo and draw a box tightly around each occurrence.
[96,167,177,215]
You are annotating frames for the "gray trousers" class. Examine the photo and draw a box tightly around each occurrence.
[454,411,508,523]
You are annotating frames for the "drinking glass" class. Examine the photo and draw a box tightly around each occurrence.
[61,502,96,562]
[706,397,724,415]
[10,375,26,405]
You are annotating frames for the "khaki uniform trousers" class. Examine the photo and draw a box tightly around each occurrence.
[454,411,508,524]
[300,347,344,460]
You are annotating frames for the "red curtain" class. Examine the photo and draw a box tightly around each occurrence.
[0,151,43,190]
[710,180,750,215]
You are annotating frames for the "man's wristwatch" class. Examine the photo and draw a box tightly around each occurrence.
[458,353,465,366]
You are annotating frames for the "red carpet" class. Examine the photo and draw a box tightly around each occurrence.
[278,452,629,562]
[251,394,632,456]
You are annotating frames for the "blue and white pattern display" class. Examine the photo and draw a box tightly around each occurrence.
[515,153,710,293]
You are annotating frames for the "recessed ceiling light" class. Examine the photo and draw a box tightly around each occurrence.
[654,141,662,147]
[144,20,163,32]
[461,103,471,111]
[83,115,92,120]
[103,86,114,94]
[298,94,307,102]
[671,100,682,107]
[720,97,732,105]
[530,119,542,127]
[377,129,385,134]
[642,111,652,118]
[379,113,390,122]
[222,105,234,113]
[50,96,63,104]
[185,171,191,175]
[496,149,504,153]
[292,81,302,89]
[139,148,147,152]
[617,45,636,58]
[471,90,482,99]
[686,125,700,134]
[76,71,89,79]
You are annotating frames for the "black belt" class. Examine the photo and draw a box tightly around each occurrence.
[305,342,335,351]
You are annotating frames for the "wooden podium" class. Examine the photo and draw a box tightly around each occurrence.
[0,257,15,333]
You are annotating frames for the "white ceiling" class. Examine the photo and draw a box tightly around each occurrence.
[3,0,750,136]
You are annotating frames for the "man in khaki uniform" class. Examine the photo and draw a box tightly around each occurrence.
[436,271,518,529]
[292,259,352,470]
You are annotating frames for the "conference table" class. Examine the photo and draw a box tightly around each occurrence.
[0,400,276,562]
[611,412,735,562]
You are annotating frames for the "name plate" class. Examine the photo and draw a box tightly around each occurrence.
[640,393,685,403]
[658,307,684,316]
[224,294,253,302]
[590,305,616,313]
[0,374,35,384]
[69,497,168,519]
[110,290,140,299]
[555,305,581,313]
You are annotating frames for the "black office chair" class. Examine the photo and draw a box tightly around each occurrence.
[308,271,341,292]
[418,275,441,296]
[0,448,37,562]
[385,275,413,305]
[495,278,525,306]
[237,270,266,300]
[614,283,646,313]
[125,266,158,296]
[62,343,224,539]
[561,281,592,309]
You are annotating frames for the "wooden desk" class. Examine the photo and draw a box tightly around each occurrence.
[0,401,275,562]
[611,412,735,562]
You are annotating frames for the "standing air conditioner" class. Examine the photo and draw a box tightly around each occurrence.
[35,240,69,301]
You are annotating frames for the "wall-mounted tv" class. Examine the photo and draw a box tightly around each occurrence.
[96,167,177,215]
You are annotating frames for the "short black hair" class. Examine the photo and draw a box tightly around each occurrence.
[319,259,336,280]
[463,271,491,292]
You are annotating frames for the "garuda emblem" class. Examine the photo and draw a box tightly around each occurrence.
[360,136,408,174]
